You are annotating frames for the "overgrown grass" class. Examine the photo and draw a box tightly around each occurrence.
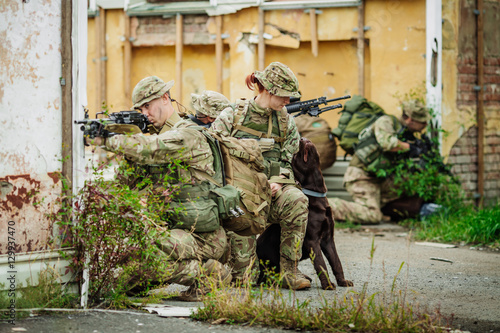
[192,240,450,333]
[194,284,446,332]
[403,202,500,248]
[0,268,78,321]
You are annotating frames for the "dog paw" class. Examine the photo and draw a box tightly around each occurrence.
[337,279,354,287]
[322,283,337,290]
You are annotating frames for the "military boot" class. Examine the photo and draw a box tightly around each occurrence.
[202,259,232,286]
[178,259,231,302]
[280,257,311,290]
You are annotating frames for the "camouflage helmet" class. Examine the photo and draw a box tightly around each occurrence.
[191,90,230,118]
[254,62,300,98]
[402,100,431,123]
[132,76,174,109]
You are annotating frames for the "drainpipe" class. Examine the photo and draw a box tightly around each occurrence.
[61,1,73,195]
[425,0,442,149]
[476,0,485,206]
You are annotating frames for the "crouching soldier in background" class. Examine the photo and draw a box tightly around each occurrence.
[87,76,232,301]
[328,100,432,225]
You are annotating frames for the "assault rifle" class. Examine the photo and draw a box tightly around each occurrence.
[286,94,351,117]
[399,130,455,179]
[75,109,151,146]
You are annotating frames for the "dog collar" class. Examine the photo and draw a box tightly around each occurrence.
[301,188,327,198]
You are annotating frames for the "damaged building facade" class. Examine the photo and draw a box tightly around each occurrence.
[87,0,499,205]
[0,0,498,289]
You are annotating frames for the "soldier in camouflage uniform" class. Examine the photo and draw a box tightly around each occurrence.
[188,90,230,128]
[210,62,310,290]
[328,100,431,224]
[87,76,231,301]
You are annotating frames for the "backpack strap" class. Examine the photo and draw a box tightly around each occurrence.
[278,107,288,144]
[230,99,288,144]
[230,98,249,137]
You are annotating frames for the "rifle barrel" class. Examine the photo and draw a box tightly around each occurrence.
[325,94,351,103]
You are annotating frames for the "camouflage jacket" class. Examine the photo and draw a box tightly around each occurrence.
[105,123,215,183]
[210,98,300,180]
[346,115,404,182]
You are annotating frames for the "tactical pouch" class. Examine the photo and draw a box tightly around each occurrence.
[167,183,220,233]
[264,160,281,179]
[210,184,242,220]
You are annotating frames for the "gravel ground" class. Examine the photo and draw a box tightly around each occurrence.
[3,224,499,333]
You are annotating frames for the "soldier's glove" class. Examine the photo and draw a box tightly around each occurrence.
[408,142,425,158]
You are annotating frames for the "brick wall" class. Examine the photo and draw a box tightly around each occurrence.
[457,56,500,108]
[133,15,212,46]
[448,126,500,206]
[452,1,500,206]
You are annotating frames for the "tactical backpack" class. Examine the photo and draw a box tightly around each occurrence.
[331,95,386,156]
[294,115,337,170]
[212,133,272,236]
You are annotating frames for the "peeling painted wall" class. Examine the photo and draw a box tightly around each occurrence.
[0,1,63,255]
[87,2,427,144]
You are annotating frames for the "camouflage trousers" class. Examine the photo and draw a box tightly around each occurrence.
[228,185,309,282]
[132,227,228,286]
[328,171,399,225]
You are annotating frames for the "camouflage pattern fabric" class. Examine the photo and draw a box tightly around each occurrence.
[212,99,300,177]
[254,62,301,98]
[372,115,402,151]
[105,127,215,183]
[132,76,174,109]
[121,227,228,288]
[329,115,406,225]
[191,90,230,118]
[211,97,308,278]
[226,231,258,283]
[104,115,230,287]
[402,100,431,122]
[155,227,228,285]
[328,166,399,224]
[268,185,308,261]
[227,187,308,281]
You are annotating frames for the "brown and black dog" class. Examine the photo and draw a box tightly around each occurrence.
[257,137,353,290]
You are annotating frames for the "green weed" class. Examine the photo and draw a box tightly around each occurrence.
[403,202,500,248]
[192,240,448,332]
[0,268,78,321]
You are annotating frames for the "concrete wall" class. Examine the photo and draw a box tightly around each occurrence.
[0,1,63,255]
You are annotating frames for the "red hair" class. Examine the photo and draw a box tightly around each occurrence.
[245,74,265,93]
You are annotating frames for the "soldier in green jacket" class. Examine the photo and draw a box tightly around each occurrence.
[87,76,231,301]
[328,100,431,225]
[211,62,311,290]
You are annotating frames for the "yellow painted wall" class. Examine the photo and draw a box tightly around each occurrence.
[265,41,359,132]
[89,1,465,156]
[105,10,128,112]
[364,0,427,114]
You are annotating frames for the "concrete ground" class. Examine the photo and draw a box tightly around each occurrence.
[2,224,499,333]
